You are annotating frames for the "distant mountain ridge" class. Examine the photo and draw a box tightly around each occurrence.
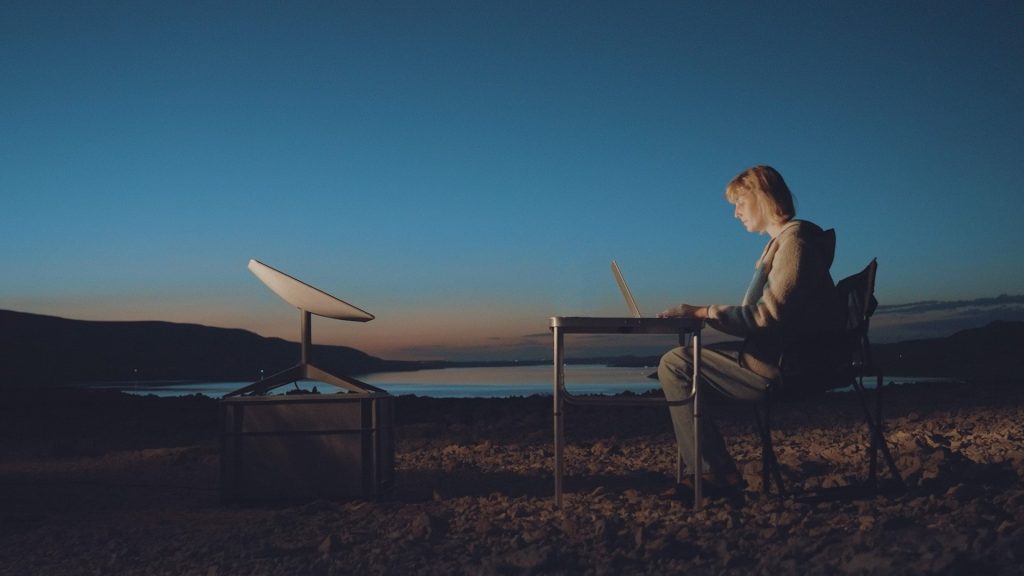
[2,310,1021,387]
[872,320,1024,382]
[0,309,431,387]
[577,322,1024,383]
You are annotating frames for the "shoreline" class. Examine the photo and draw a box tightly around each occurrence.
[42,368,966,401]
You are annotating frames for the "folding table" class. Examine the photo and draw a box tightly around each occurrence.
[550,316,705,509]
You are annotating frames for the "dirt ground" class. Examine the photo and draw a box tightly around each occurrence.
[2,382,1024,575]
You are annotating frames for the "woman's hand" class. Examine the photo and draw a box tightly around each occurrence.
[657,304,709,319]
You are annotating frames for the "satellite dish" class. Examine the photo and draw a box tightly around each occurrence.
[226,259,383,397]
[248,259,373,321]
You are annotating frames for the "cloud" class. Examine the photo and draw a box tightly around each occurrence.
[877,294,1024,315]
[395,332,554,361]
[873,295,1024,342]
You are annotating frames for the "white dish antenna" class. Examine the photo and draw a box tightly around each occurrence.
[226,259,383,397]
[248,259,373,322]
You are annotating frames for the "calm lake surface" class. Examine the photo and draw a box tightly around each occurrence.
[91,364,954,399]
[99,364,658,398]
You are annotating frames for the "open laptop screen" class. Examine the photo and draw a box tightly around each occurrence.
[611,260,642,318]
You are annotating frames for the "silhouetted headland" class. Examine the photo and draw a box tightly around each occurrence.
[0,309,468,386]
[3,309,1023,387]
[595,321,1024,384]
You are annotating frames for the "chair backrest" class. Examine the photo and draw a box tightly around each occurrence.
[776,258,879,395]
[835,258,879,370]
[836,258,878,334]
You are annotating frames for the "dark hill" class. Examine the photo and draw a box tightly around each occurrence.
[873,320,1024,382]
[3,310,1021,388]
[0,309,425,387]
[572,322,1024,384]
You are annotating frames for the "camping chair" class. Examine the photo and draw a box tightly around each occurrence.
[753,258,904,497]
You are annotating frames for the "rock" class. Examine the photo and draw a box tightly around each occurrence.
[408,512,448,541]
[857,514,875,531]
[595,517,623,545]
[474,518,495,536]
[945,483,980,502]
[522,529,546,544]
[504,544,554,571]
[560,516,580,540]
[632,524,646,549]
[591,439,615,457]
[842,551,893,574]
[318,534,342,557]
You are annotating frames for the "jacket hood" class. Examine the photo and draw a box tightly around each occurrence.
[782,219,835,269]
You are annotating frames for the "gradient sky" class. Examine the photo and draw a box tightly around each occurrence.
[2,1,1022,361]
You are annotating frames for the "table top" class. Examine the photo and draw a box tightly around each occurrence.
[549,316,703,334]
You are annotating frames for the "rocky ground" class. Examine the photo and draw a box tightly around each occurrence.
[1,381,1024,575]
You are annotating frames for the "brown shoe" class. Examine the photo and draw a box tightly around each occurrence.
[706,470,748,491]
[659,483,696,507]
[701,478,746,506]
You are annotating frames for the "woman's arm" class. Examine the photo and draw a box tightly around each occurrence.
[706,231,811,337]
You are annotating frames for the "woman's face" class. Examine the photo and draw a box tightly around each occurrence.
[733,191,767,234]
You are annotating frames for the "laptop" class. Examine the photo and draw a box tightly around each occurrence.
[611,260,642,318]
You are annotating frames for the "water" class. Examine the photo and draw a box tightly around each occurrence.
[86,366,957,399]
[95,364,663,399]
[831,375,958,392]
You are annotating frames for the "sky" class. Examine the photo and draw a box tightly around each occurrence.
[2,1,1023,361]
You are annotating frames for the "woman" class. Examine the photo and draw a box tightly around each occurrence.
[657,165,840,498]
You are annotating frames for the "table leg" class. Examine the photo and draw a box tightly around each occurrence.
[675,331,686,484]
[553,327,564,507]
[692,331,703,510]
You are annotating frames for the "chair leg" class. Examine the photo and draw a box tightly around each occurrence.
[753,400,785,496]
[875,374,905,487]
[869,375,879,487]
[754,404,769,493]
[852,372,904,491]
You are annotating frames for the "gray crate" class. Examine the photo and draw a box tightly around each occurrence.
[220,393,394,503]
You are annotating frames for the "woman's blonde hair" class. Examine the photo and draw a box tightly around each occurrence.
[725,165,796,224]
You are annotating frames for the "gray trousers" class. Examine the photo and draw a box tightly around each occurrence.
[658,345,772,478]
